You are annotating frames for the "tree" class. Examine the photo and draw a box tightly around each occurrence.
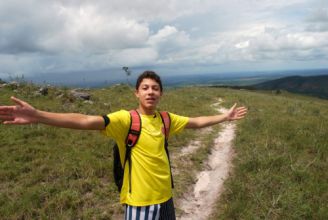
[122,66,132,86]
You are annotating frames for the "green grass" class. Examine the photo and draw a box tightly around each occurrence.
[1,83,327,219]
[210,89,328,220]
[0,83,218,219]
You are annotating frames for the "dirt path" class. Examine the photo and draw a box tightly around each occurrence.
[171,126,212,161]
[176,104,237,220]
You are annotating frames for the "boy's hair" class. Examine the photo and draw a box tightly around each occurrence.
[135,71,163,92]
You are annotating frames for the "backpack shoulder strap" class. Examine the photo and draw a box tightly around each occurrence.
[126,110,141,147]
[159,111,174,188]
[124,110,141,193]
[159,111,171,140]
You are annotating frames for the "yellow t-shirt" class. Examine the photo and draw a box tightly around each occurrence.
[102,110,189,206]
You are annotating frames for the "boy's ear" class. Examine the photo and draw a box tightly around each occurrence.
[134,89,139,98]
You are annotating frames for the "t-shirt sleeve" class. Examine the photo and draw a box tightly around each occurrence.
[101,110,130,142]
[168,112,189,136]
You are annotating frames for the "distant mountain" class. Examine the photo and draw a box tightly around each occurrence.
[252,75,328,99]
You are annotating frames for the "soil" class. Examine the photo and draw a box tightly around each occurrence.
[176,105,237,220]
[172,127,212,160]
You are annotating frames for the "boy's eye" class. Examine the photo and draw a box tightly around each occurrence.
[140,85,160,91]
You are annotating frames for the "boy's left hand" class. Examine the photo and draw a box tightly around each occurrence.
[226,103,248,121]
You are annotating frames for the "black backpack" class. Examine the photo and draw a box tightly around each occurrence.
[113,110,173,193]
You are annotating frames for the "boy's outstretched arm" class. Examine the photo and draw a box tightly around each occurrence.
[186,103,247,129]
[0,96,105,130]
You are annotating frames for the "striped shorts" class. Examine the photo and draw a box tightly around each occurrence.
[124,197,176,220]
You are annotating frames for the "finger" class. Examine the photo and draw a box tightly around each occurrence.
[237,109,248,115]
[237,113,247,118]
[10,96,26,107]
[0,115,14,121]
[231,115,245,121]
[237,110,248,115]
[230,103,237,110]
[3,118,27,125]
[3,120,17,125]
[0,106,15,112]
[236,107,247,111]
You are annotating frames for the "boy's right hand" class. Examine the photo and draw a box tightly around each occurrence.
[0,96,38,125]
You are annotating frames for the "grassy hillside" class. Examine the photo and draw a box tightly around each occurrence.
[0,82,327,219]
[252,75,328,99]
[212,89,328,219]
[0,83,217,219]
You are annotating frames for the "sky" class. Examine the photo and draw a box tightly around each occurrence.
[1,0,328,83]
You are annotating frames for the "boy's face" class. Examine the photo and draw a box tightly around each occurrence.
[135,78,162,112]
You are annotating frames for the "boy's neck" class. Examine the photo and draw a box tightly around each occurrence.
[137,106,156,115]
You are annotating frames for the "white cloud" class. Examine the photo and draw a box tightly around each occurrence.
[149,26,180,45]
[0,0,328,79]
[305,8,328,32]
[306,8,328,23]
[108,48,158,66]
[148,25,190,57]
[39,4,150,53]
[235,41,250,49]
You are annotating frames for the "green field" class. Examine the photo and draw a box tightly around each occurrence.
[0,83,327,219]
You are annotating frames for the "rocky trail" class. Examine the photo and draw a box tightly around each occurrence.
[176,103,237,220]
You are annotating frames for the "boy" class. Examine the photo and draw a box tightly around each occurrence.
[0,71,247,219]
